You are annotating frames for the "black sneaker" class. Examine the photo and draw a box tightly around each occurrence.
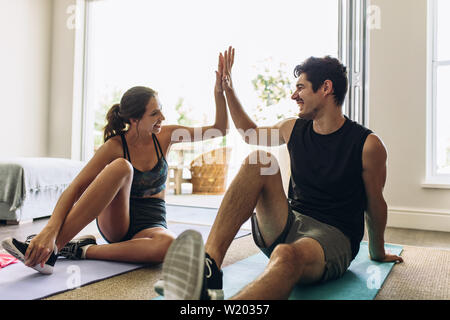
[205,252,223,289]
[161,230,224,300]
[25,234,37,244]
[58,235,97,260]
[1,237,57,275]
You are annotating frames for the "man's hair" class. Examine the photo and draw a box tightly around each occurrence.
[293,56,348,106]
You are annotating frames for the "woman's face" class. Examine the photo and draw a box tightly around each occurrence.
[131,96,165,134]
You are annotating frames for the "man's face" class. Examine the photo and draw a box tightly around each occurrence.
[291,73,323,120]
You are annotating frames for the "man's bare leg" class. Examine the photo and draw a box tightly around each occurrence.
[205,150,289,268]
[230,238,326,300]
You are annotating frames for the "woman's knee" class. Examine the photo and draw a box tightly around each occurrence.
[151,233,175,263]
[107,158,134,179]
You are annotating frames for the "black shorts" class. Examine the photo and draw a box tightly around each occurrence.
[96,197,167,243]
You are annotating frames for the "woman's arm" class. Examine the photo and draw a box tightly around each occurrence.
[163,52,229,144]
[24,138,122,267]
[43,139,122,235]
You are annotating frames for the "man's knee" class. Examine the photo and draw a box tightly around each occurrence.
[243,150,280,176]
[270,244,303,270]
[271,241,323,271]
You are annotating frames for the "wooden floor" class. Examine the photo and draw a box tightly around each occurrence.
[1,192,450,251]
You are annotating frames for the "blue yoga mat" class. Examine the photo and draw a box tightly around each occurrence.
[222,242,402,300]
[155,241,402,300]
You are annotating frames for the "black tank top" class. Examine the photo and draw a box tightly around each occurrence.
[121,133,168,198]
[287,116,373,259]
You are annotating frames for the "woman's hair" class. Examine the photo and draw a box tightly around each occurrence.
[103,86,157,142]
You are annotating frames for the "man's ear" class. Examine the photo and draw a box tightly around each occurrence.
[322,79,334,96]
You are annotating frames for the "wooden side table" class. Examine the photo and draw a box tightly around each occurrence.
[168,165,191,195]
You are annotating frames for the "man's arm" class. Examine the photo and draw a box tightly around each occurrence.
[225,86,296,146]
[362,134,403,263]
[221,46,296,146]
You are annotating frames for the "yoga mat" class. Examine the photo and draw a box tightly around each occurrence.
[222,242,403,300]
[0,222,249,300]
[166,204,221,226]
[155,241,402,300]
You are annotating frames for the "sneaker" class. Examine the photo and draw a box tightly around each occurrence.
[25,234,37,244]
[154,279,165,296]
[205,252,223,289]
[1,237,57,275]
[154,279,224,300]
[154,252,223,296]
[58,235,97,260]
[161,230,224,300]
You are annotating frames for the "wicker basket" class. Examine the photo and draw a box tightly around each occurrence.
[189,147,232,195]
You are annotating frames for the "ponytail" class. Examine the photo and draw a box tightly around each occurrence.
[103,86,157,143]
[104,103,127,142]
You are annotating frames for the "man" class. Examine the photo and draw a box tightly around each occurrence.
[160,46,403,300]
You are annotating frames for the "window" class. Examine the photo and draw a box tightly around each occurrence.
[428,0,450,183]
[81,0,342,185]
[79,0,370,191]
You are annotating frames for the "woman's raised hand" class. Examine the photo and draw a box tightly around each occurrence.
[214,52,225,93]
[222,46,235,91]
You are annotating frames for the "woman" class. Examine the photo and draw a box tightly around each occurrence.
[2,51,230,274]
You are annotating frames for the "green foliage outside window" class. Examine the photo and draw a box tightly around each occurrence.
[251,59,293,122]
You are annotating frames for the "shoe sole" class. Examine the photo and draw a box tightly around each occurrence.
[162,230,205,300]
[154,279,224,300]
[1,238,53,275]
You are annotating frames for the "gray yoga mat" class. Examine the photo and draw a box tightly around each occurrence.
[0,220,250,300]
[165,204,223,226]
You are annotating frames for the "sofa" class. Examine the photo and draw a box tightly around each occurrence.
[0,157,85,223]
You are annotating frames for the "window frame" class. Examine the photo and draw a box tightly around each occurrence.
[339,0,369,127]
[425,0,450,187]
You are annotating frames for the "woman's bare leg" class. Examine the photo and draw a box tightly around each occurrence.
[55,158,133,250]
[85,227,176,263]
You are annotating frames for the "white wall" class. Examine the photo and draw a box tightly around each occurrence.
[0,0,52,157]
[369,0,450,232]
[48,0,79,159]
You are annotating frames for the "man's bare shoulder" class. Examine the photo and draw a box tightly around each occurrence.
[362,133,387,170]
[276,117,298,144]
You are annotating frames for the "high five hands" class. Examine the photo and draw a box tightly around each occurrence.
[215,46,235,93]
